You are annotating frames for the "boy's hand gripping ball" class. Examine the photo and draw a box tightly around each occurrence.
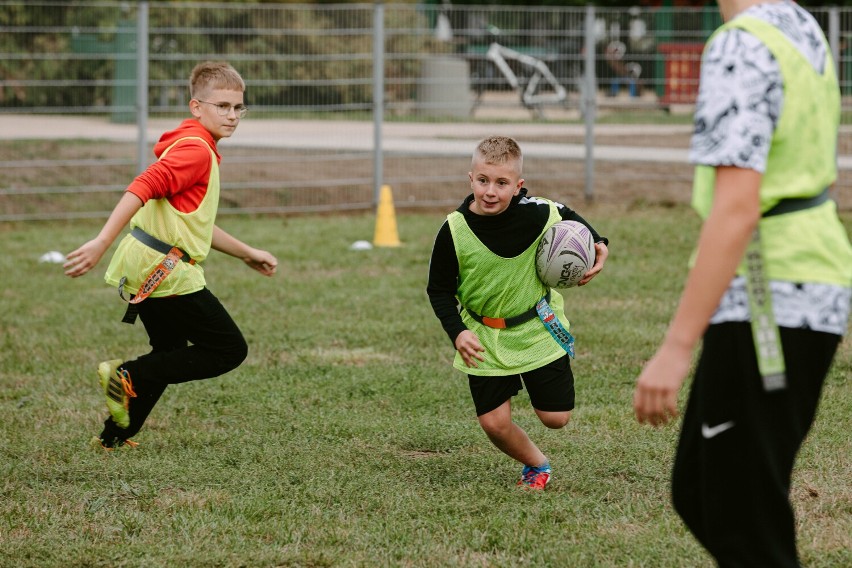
[535,220,596,289]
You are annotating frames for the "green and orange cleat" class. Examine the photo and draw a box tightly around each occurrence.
[90,436,139,451]
[97,359,137,429]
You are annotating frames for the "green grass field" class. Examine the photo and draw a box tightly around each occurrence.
[1,205,849,567]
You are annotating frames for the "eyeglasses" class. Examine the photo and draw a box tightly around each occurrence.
[195,99,249,118]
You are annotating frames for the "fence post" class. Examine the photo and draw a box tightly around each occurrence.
[373,1,385,206]
[583,4,597,202]
[828,6,839,79]
[136,0,149,175]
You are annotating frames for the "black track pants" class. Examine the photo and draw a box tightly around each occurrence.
[672,323,840,568]
[100,288,247,440]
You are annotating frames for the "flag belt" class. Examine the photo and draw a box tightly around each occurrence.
[465,290,551,329]
[747,187,830,392]
[117,227,197,324]
[762,188,828,218]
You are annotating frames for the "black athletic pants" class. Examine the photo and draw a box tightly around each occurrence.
[100,288,247,441]
[672,323,840,568]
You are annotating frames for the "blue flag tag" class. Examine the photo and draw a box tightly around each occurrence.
[535,296,575,358]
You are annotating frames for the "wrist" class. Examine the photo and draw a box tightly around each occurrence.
[662,331,697,356]
[93,234,112,250]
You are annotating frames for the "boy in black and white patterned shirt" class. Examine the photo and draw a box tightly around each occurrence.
[634,1,851,566]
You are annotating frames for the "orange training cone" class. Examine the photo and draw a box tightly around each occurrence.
[373,184,401,247]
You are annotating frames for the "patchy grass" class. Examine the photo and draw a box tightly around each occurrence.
[0,206,849,567]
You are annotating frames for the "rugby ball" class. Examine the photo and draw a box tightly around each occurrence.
[535,220,596,289]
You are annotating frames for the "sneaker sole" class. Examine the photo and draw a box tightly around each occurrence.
[518,472,551,490]
[90,436,139,451]
[98,361,130,429]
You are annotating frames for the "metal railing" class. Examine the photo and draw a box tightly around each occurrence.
[1,1,851,221]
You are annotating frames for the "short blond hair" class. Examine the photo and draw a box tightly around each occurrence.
[189,61,245,99]
[473,136,523,172]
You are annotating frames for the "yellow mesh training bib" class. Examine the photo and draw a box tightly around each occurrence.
[105,136,220,297]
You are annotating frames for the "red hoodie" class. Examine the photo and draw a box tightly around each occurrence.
[126,119,222,213]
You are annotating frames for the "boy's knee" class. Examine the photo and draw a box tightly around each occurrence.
[231,339,249,368]
[218,337,248,373]
[539,410,571,429]
[478,414,511,439]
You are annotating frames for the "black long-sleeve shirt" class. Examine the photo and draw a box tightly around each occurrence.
[426,188,608,344]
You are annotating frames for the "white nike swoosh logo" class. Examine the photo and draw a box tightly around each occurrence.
[701,421,736,439]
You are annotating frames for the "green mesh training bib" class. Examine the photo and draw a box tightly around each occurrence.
[449,201,570,375]
[692,16,851,287]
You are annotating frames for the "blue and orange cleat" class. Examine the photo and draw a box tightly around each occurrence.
[518,462,551,490]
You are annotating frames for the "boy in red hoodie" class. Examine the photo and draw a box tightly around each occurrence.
[64,61,277,449]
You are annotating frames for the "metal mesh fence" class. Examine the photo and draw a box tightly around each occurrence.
[1,1,851,221]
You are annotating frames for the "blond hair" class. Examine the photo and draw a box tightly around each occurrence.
[189,61,245,99]
[473,136,523,172]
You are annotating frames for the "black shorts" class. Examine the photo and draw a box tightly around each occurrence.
[468,354,575,416]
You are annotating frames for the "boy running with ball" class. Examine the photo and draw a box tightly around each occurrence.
[427,136,609,489]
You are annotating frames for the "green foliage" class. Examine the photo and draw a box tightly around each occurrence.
[0,207,849,566]
[0,2,439,111]
[446,1,842,6]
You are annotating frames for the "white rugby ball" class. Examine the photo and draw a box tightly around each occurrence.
[535,220,596,289]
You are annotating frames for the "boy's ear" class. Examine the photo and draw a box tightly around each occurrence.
[189,98,203,118]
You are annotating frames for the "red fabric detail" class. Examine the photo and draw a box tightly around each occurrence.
[124,119,221,213]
